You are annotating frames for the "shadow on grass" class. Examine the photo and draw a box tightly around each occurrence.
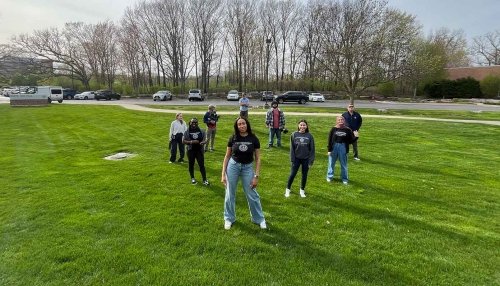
[359,157,469,181]
[236,220,418,285]
[310,190,471,243]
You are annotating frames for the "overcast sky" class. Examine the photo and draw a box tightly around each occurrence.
[0,0,498,45]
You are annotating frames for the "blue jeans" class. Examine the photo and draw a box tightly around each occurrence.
[268,128,282,147]
[327,143,348,182]
[287,158,310,190]
[224,158,265,224]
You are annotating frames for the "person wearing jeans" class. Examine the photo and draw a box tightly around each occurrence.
[203,105,219,151]
[169,113,187,163]
[326,116,355,184]
[265,101,285,148]
[285,119,315,198]
[221,117,266,230]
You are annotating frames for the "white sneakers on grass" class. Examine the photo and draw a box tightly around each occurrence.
[259,220,267,229]
[284,188,306,198]
[224,220,267,230]
[299,189,306,198]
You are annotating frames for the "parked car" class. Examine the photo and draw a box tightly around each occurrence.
[308,92,325,102]
[63,88,77,100]
[275,91,309,104]
[188,89,204,101]
[153,90,173,101]
[74,91,95,100]
[226,90,239,101]
[261,91,274,101]
[95,89,121,100]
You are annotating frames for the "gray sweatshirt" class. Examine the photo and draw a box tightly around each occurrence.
[290,131,315,165]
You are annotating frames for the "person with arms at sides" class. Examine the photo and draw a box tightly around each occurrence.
[203,104,219,152]
[183,118,209,185]
[326,116,355,185]
[285,119,315,198]
[265,101,286,148]
[169,113,187,163]
[342,103,362,160]
[239,93,250,119]
[221,117,267,230]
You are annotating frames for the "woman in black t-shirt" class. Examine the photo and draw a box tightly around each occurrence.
[183,118,209,185]
[221,117,267,230]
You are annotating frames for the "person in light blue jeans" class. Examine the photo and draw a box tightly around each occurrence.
[221,117,266,230]
[326,116,355,184]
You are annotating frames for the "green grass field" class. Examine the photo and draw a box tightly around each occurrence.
[0,104,499,285]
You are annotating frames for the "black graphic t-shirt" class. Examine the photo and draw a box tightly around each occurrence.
[184,129,205,151]
[227,134,260,164]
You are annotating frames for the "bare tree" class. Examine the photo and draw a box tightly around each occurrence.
[225,0,257,91]
[12,26,94,88]
[471,30,500,66]
[317,0,420,103]
[428,28,469,68]
[189,0,223,94]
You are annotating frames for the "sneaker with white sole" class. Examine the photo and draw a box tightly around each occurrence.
[259,220,267,229]
[191,178,197,185]
[285,188,291,197]
[354,157,360,161]
[299,189,306,198]
[203,180,210,186]
[224,220,232,230]
[326,177,332,182]
[343,181,348,185]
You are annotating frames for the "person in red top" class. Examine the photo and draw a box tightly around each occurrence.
[265,101,286,148]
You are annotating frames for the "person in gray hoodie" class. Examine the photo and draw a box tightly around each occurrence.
[285,119,315,198]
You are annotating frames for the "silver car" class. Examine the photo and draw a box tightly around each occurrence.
[74,91,95,100]
[153,90,173,101]
[188,89,204,101]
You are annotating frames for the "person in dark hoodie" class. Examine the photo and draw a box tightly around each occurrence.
[326,116,355,185]
[342,103,362,160]
[183,118,209,185]
[285,119,315,198]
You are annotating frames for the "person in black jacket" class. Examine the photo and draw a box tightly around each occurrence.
[342,103,362,160]
[326,116,355,185]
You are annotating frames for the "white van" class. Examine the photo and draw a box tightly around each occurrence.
[35,86,64,103]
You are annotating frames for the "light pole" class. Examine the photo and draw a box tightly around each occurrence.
[265,38,271,107]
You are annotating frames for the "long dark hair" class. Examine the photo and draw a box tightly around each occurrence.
[233,117,254,136]
[297,119,309,133]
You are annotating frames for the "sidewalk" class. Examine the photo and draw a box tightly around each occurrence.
[119,103,500,126]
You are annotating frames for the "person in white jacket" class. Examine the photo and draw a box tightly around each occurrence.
[169,113,187,163]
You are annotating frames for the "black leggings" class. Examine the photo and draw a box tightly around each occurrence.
[188,149,206,180]
[287,158,310,190]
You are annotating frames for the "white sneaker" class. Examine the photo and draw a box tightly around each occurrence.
[326,178,331,182]
[354,157,360,161]
[224,220,232,230]
[259,220,267,229]
[285,188,291,197]
[343,181,348,185]
[300,189,306,198]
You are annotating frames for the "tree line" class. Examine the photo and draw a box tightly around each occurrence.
[1,0,499,102]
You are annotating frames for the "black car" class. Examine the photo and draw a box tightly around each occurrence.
[63,88,77,100]
[275,91,308,104]
[95,89,121,100]
[261,91,274,101]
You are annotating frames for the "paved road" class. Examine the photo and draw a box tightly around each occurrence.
[42,97,500,112]
[2,96,499,125]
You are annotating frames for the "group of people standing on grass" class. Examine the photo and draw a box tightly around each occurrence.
[168,101,362,230]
